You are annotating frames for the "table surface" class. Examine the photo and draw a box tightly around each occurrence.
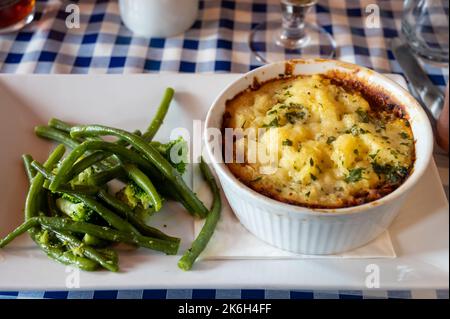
[0,0,448,299]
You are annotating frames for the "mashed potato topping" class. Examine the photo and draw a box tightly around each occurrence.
[223,74,415,208]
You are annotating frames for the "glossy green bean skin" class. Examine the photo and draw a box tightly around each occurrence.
[42,244,99,271]
[31,160,54,180]
[83,233,108,247]
[70,125,208,218]
[0,217,179,255]
[35,126,79,149]
[50,140,159,191]
[142,87,175,142]
[97,248,119,265]
[123,163,162,211]
[89,165,126,185]
[0,218,39,247]
[19,145,99,270]
[68,129,144,178]
[31,161,101,195]
[0,221,99,271]
[58,217,176,254]
[71,151,112,177]
[62,191,138,234]
[52,230,118,272]
[25,145,66,223]
[22,154,36,182]
[48,118,73,133]
[50,184,101,196]
[98,189,180,243]
[178,158,222,271]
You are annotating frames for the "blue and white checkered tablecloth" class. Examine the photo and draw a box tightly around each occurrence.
[0,0,448,300]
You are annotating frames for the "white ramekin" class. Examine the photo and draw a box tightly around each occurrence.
[204,59,434,255]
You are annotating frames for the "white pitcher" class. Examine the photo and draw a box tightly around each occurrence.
[119,0,199,37]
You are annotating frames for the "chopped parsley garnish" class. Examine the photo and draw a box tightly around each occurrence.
[310,158,314,166]
[282,139,293,146]
[305,191,311,197]
[310,173,317,181]
[390,149,399,159]
[345,168,364,183]
[326,136,336,144]
[356,108,370,123]
[285,111,305,124]
[346,125,368,136]
[262,117,279,128]
[399,132,409,139]
[369,150,380,160]
[371,162,408,184]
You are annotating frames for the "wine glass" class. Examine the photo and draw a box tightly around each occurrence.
[249,0,336,64]
[402,0,449,63]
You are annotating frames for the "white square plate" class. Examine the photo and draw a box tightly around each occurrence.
[0,73,448,291]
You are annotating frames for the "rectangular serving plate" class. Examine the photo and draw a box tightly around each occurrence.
[0,73,448,291]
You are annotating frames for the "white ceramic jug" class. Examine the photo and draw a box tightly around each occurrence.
[119,0,199,37]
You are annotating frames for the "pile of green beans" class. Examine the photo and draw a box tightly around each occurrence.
[0,87,221,272]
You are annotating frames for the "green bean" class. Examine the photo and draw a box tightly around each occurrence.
[61,190,138,234]
[48,118,73,133]
[22,154,36,182]
[31,160,54,180]
[97,248,119,265]
[71,151,112,177]
[49,140,159,191]
[0,217,175,255]
[49,118,141,146]
[143,87,175,142]
[35,126,79,149]
[178,158,221,271]
[39,217,179,255]
[42,244,99,271]
[70,125,208,218]
[68,129,144,178]
[25,145,66,223]
[123,163,162,211]
[20,145,96,270]
[52,230,118,272]
[0,218,39,247]
[98,189,179,243]
[50,184,101,196]
[83,233,108,247]
[89,165,127,185]
[0,217,179,255]
[31,161,101,195]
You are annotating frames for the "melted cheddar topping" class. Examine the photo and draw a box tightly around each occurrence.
[224,75,415,208]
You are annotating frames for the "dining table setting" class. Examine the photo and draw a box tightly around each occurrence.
[0,0,448,301]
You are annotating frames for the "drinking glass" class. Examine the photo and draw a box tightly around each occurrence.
[249,0,336,64]
[402,0,449,63]
[0,0,35,34]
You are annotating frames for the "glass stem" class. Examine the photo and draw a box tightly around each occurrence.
[277,0,316,49]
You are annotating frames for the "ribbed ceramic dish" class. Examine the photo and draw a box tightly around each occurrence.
[204,59,434,255]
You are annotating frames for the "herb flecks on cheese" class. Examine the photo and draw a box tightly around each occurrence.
[224,74,415,208]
